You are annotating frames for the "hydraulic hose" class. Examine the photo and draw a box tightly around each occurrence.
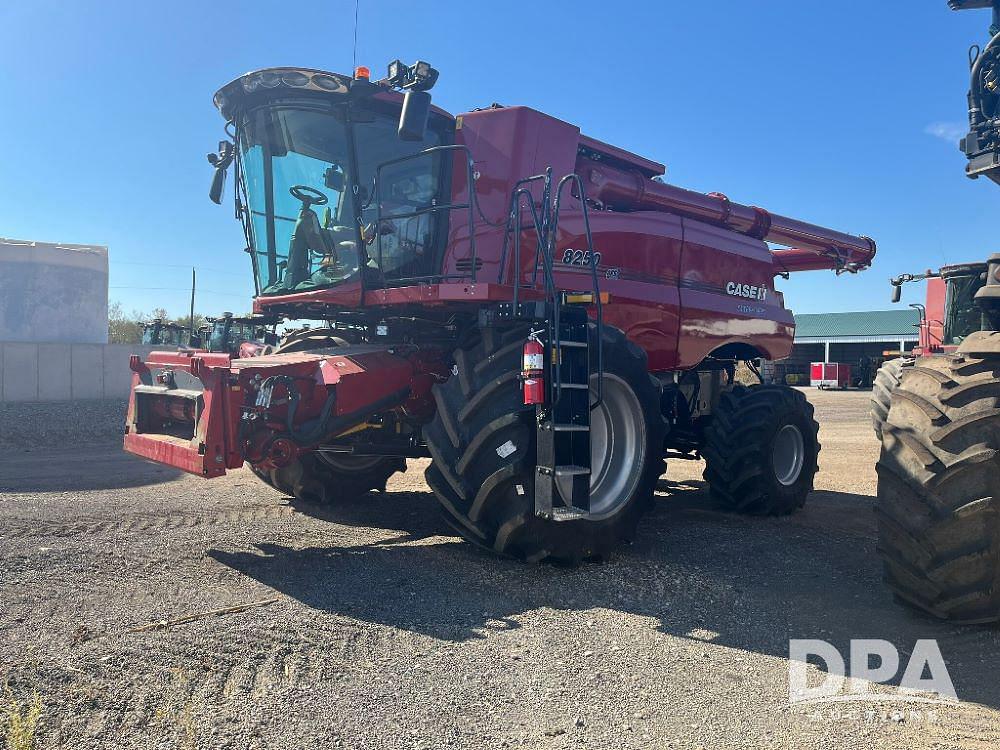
[268,375,411,446]
[970,31,1000,121]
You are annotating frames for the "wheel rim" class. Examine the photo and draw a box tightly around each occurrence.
[772,423,805,486]
[556,373,646,519]
[316,452,385,473]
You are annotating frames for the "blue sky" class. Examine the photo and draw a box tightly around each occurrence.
[0,1,995,317]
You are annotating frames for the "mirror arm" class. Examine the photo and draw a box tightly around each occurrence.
[207,140,236,204]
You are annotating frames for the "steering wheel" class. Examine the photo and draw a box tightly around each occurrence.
[289,185,329,207]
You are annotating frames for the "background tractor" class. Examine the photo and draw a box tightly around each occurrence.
[868,0,1000,625]
[139,318,199,348]
[203,312,280,356]
[124,60,876,564]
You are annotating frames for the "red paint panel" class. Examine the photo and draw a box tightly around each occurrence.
[678,218,793,367]
[551,210,683,370]
[923,277,946,350]
[124,433,226,478]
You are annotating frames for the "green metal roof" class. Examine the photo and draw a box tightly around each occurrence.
[794,309,920,339]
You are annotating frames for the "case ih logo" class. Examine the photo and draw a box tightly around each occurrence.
[726,281,768,301]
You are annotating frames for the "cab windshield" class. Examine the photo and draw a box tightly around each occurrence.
[238,101,447,295]
[142,324,186,347]
[210,321,265,352]
[208,320,233,352]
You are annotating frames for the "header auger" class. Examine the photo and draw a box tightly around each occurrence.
[124,60,875,563]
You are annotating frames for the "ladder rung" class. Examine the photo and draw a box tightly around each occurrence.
[555,465,590,477]
[551,424,589,432]
[552,507,588,521]
[558,341,588,348]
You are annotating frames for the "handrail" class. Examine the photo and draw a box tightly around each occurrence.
[373,143,480,286]
[497,168,553,304]
[551,173,603,409]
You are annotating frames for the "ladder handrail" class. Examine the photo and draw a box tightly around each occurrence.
[497,169,553,306]
[550,173,604,409]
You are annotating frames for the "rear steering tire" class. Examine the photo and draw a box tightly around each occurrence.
[702,384,820,515]
[423,323,666,564]
[249,453,405,503]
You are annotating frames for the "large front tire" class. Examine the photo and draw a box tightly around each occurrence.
[702,384,820,515]
[423,324,665,564]
[876,351,1000,624]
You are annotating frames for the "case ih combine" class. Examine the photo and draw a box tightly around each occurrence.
[868,0,1000,625]
[124,61,877,563]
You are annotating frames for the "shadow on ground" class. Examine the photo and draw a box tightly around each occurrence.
[0,447,184,492]
[210,481,1000,712]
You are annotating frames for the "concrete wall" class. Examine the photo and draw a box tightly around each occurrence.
[0,343,155,402]
[0,238,109,344]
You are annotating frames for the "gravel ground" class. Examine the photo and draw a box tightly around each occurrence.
[2,389,1000,749]
[0,399,128,449]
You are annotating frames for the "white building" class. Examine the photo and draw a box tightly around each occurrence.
[0,237,109,344]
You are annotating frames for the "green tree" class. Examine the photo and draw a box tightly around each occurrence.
[107,301,145,344]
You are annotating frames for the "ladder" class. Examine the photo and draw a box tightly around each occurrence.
[495,171,605,521]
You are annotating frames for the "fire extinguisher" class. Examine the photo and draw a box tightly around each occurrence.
[522,329,545,405]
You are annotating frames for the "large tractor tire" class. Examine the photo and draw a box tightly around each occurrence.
[876,349,1000,624]
[249,453,405,503]
[423,324,666,564]
[702,384,820,515]
[871,357,914,440]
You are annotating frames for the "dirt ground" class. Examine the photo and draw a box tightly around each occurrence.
[2,389,1000,749]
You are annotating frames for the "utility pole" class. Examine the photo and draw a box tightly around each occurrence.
[190,267,196,340]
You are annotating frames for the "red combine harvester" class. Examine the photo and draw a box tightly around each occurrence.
[124,61,876,563]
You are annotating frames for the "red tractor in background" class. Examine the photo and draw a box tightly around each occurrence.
[870,260,989,439]
[124,60,877,564]
[868,0,1000,626]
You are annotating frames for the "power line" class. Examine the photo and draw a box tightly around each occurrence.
[109,285,247,298]
[111,259,246,277]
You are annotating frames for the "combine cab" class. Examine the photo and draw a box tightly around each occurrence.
[140,319,198,348]
[204,312,280,357]
[125,61,876,564]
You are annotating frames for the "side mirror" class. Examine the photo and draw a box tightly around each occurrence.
[207,141,235,205]
[209,167,227,204]
[398,90,431,141]
[891,284,902,303]
[324,167,345,191]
